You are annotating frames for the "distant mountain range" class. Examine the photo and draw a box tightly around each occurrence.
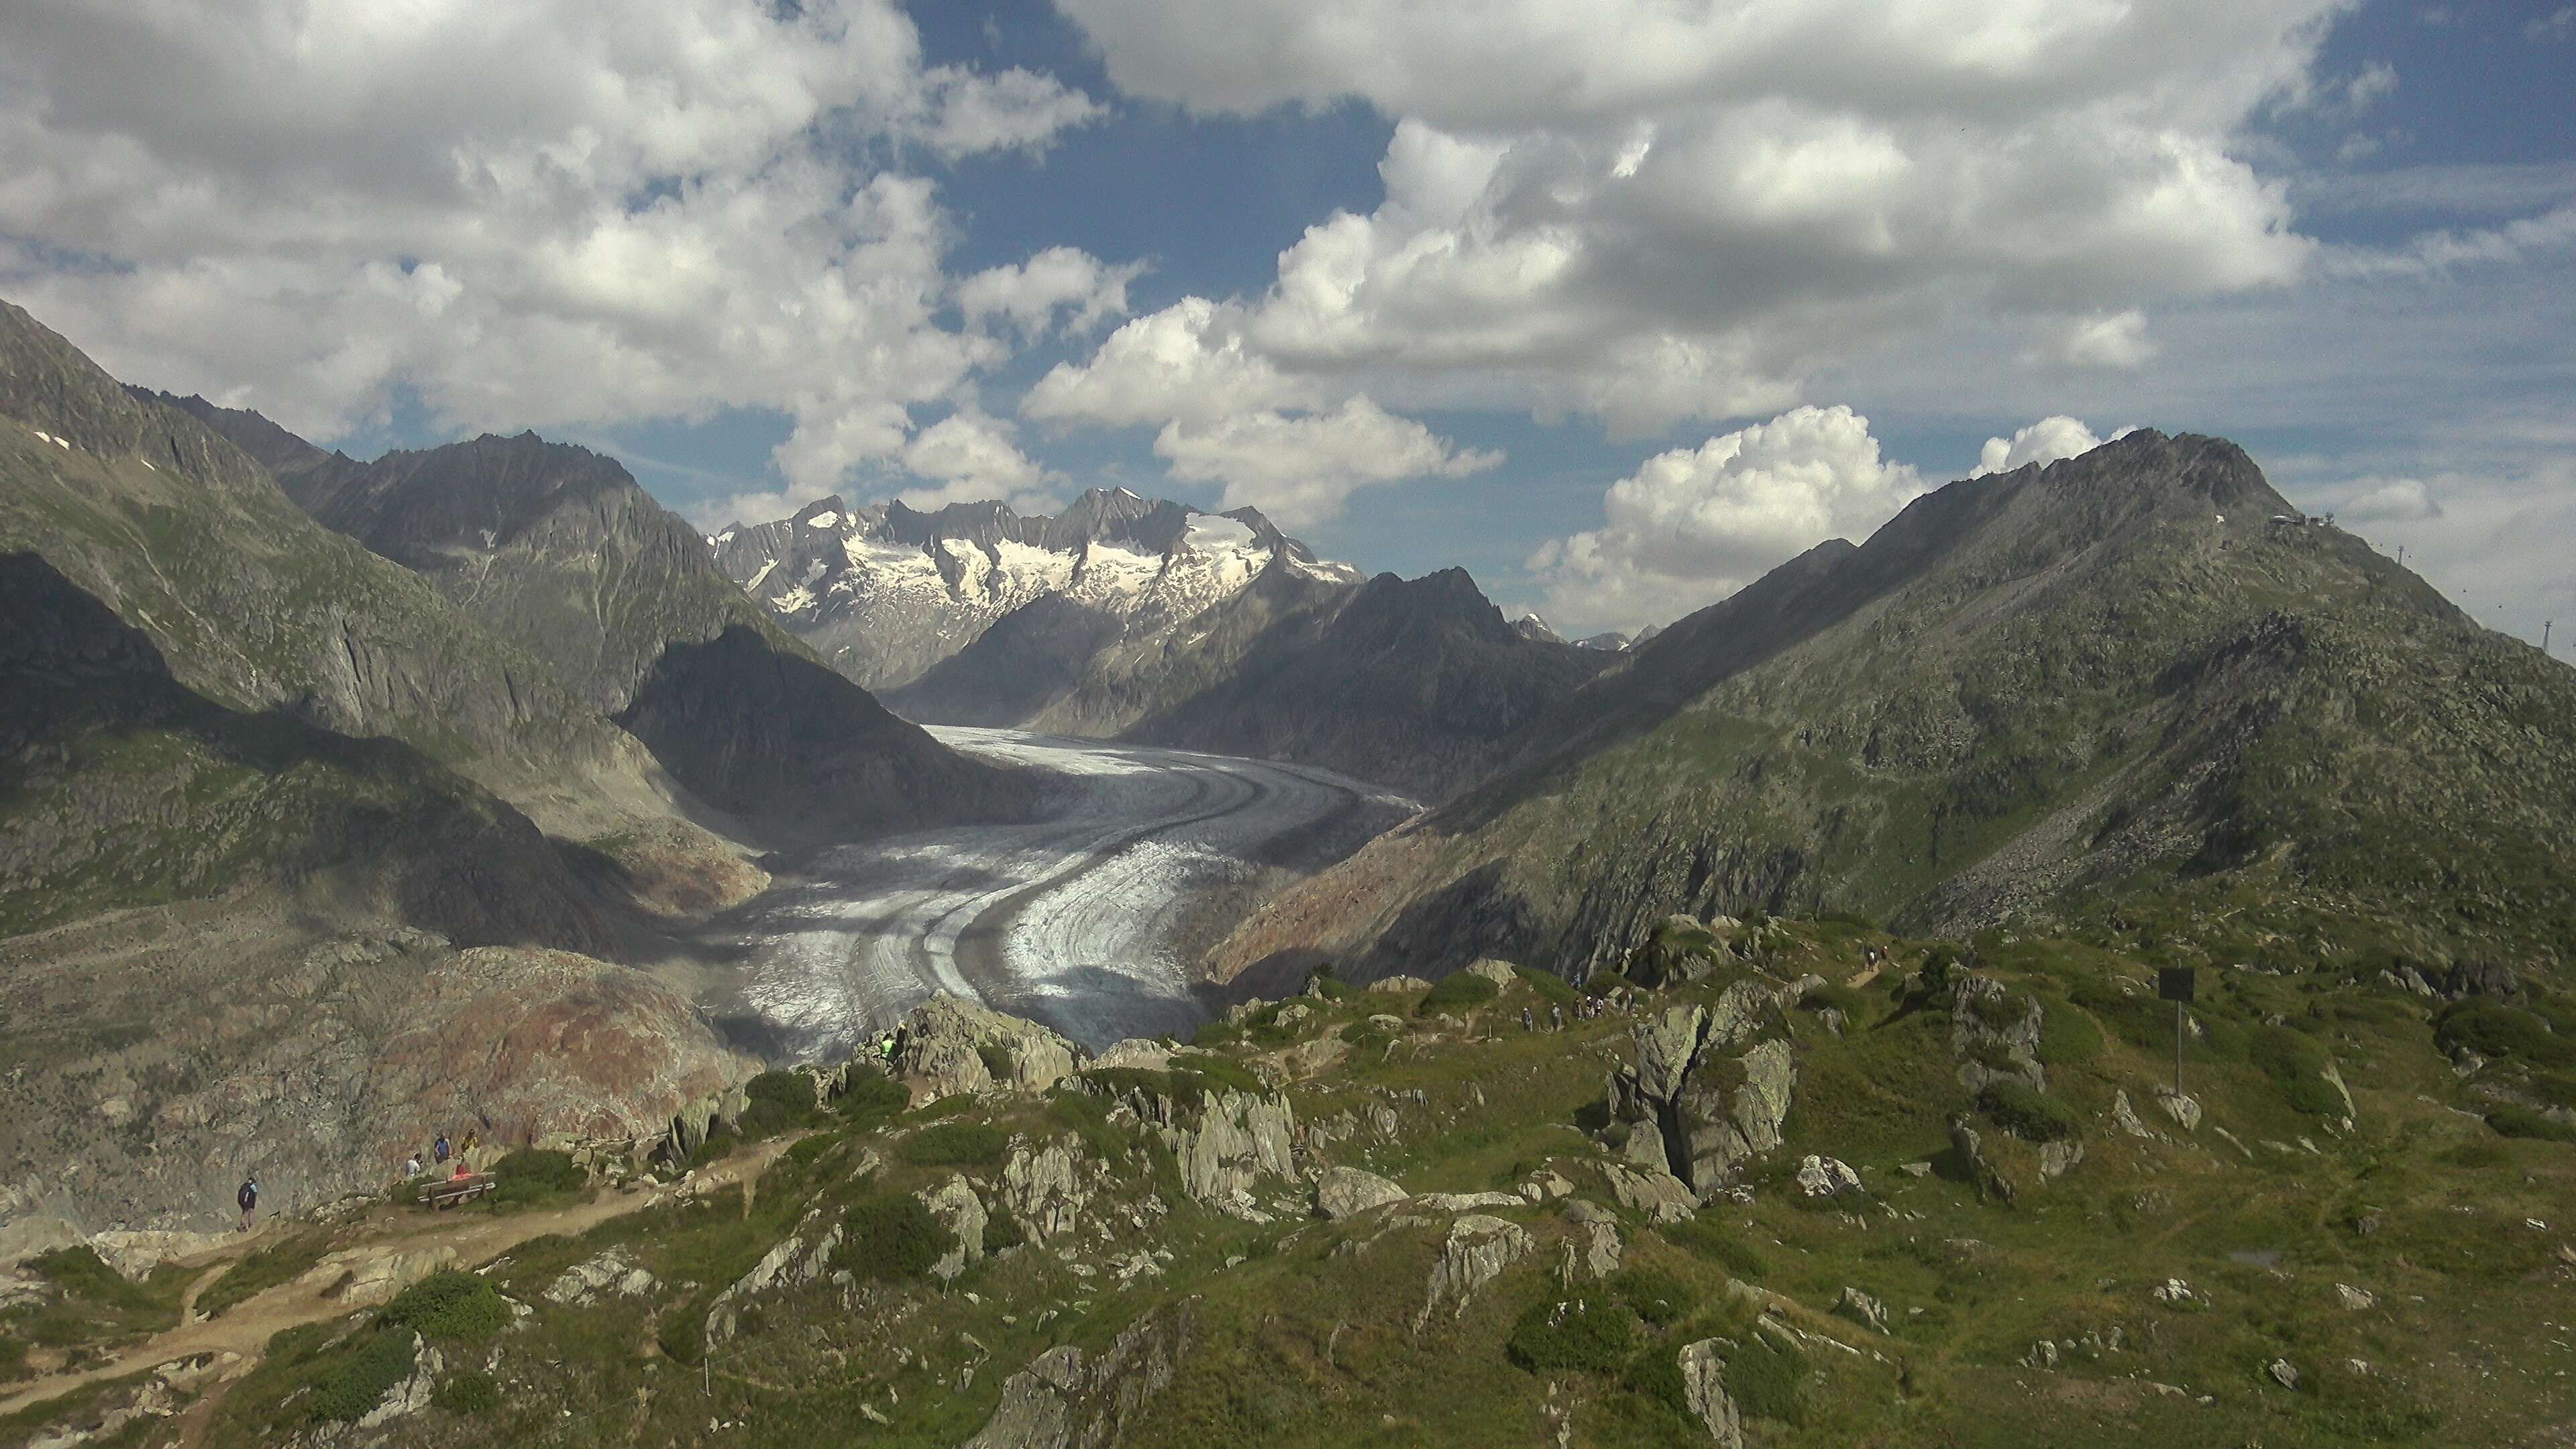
[715,492,1608,798]
[710,490,1358,693]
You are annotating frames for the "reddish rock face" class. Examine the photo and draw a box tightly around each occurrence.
[365,947,752,1167]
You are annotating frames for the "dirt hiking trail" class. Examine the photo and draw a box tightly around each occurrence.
[0,1138,794,1421]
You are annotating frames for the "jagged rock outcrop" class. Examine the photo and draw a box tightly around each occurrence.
[1605,991,1796,1199]
[920,1177,990,1281]
[1564,1199,1622,1279]
[898,996,1085,1097]
[707,1210,845,1344]
[1953,977,2047,1092]
[1677,1338,1746,1448]
[1951,1118,2016,1203]
[965,1299,1197,1449]
[1415,1215,1531,1331]
[1162,1091,1299,1220]
[1000,1138,1093,1242]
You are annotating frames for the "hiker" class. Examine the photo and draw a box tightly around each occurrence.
[237,1175,258,1233]
[1551,1005,1566,1032]
[402,1152,423,1181]
[434,1132,451,1168]
[460,1130,480,1171]
[1520,1006,1535,1032]
[878,1030,898,1065]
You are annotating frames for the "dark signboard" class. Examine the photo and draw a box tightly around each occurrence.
[2157,967,2197,1003]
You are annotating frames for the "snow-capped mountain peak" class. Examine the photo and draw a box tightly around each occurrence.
[712,490,1352,691]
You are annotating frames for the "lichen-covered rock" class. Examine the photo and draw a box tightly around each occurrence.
[1604,1163,1697,1224]
[898,995,1084,1097]
[301,1244,457,1307]
[920,1177,989,1281]
[1163,1091,1299,1219]
[545,1248,658,1307]
[707,1212,843,1342]
[1415,1215,1531,1330]
[1565,1199,1622,1279]
[2154,1089,2202,1132]
[965,1299,1196,1449]
[1795,1155,1863,1198]
[1000,1138,1091,1242]
[1677,1338,1746,1448]
[1314,1166,1407,1220]
[1605,997,1797,1200]
[1464,959,1519,988]
[2038,1138,2085,1181]
[1835,1285,1891,1333]
[1368,975,1434,994]
[1952,977,2046,1093]
[2111,1090,2156,1139]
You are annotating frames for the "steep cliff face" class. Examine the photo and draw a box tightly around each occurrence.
[1115,566,1611,800]
[1213,432,2576,983]
[157,401,1034,839]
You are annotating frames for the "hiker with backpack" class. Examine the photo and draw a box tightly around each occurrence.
[236,1175,258,1233]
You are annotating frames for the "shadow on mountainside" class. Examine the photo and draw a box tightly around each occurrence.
[0,550,616,951]
[617,625,1036,847]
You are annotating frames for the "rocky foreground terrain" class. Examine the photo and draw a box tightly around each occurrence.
[0,297,1038,1242]
[5,914,2572,1447]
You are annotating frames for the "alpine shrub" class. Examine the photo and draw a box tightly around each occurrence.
[1977,1081,2078,1143]
[1418,972,1501,1016]
[1505,1298,1635,1373]
[380,1269,509,1341]
[306,1330,418,1423]
[842,1197,957,1282]
[900,1121,1006,1167]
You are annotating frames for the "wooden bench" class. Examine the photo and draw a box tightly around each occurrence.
[419,1173,495,1210]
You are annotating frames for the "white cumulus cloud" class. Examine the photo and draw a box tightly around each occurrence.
[1531,405,1923,633]
[1973,416,2130,476]
[0,0,1107,500]
[1050,0,2331,435]
[1152,396,1501,527]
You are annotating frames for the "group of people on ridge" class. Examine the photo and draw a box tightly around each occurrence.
[399,1128,482,1186]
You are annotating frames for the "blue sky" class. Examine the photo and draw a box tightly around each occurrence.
[2,0,2570,637]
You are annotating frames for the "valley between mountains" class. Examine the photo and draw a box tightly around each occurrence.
[9,286,2576,1449]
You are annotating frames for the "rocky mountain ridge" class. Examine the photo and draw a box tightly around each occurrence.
[1212,431,2576,990]
[155,398,1030,842]
[712,488,1360,694]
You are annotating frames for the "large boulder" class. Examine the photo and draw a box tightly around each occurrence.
[1603,990,1796,1199]
[1677,1339,1746,1448]
[1415,1215,1532,1330]
[920,1177,990,1281]
[898,995,1085,1097]
[1163,1091,1299,1220]
[1314,1166,1407,1220]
